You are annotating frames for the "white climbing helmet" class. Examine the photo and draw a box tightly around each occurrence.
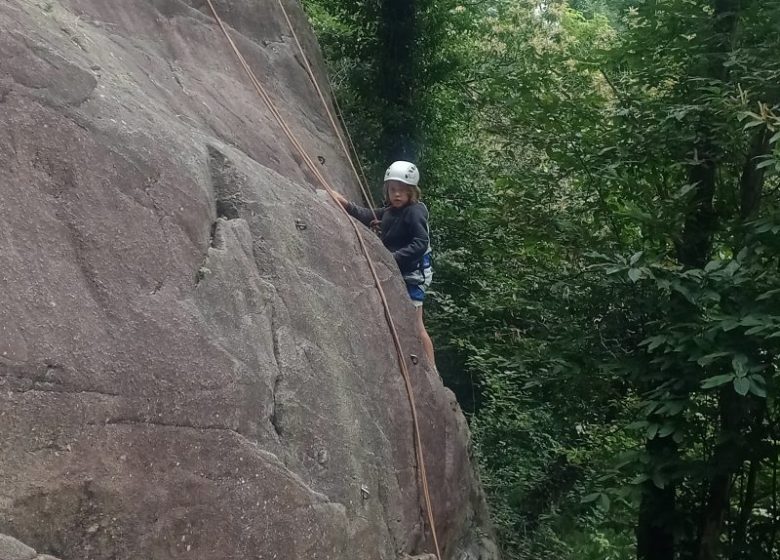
[384,161,420,187]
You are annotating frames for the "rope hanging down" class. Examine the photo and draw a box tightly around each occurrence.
[275,0,377,215]
[202,2,442,559]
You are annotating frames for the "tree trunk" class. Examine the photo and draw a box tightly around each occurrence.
[636,144,718,560]
[637,0,739,560]
[694,123,773,559]
[770,445,779,555]
[637,437,677,560]
[740,129,771,220]
[696,391,742,560]
[677,157,717,268]
[731,454,760,558]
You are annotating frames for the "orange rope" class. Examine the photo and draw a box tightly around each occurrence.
[202,3,442,559]
[276,0,378,217]
[330,90,374,202]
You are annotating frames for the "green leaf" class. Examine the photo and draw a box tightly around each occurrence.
[732,354,749,377]
[733,377,750,396]
[744,120,765,129]
[740,111,764,122]
[643,401,660,416]
[675,184,696,198]
[744,325,770,336]
[645,335,666,352]
[628,268,642,283]
[646,423,659,440]
[748,378,767,398]
[652,472,667,489]
[697,352,730,366]
[739,315,765,327]
[582,492,601,503]
[704,260,722,272]
[599,493,611,511]
[658,423,676,438]
[631,474,650,485]
[724,260,740,276]
[671,282,695,303]
[658,400,685,415]
[748,372,766,384]
[756,159,776,170]
[757,288,780,301]
[701,374,735,389]
[630,251,644,266]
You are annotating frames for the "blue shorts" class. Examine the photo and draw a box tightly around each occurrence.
[404,252,433,308]
[407,283,426,307]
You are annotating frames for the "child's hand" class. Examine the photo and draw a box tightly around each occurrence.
[331,191,348,207]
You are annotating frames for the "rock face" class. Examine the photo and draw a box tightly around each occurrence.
[0,1,498,559]
[0,533,61,560]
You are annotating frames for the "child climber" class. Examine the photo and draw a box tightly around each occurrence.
[332,161,435,365]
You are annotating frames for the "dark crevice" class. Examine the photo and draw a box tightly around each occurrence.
[262,38,286,47]
[207,144,244,221]
[198,145,247,284]
[216,198,239,220]
[8,386,121,398]
[208,220,224,250]
[95,417,235,432]
[0,360,119,398]
[292,52,310,78]
[269,302,284,438]
[270,374,283,437]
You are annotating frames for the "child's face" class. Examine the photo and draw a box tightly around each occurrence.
[386,181,412,208]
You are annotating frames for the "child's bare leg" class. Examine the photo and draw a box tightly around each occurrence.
[416,306,435,366]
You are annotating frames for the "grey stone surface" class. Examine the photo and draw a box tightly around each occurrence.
[0,534,38,560]
[0,533,65,560]
[0,1,498,558]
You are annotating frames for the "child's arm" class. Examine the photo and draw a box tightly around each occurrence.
[331,191,349,208]
[331,191,384,228]
[393,204,429,269]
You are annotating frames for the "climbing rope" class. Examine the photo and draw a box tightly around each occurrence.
[330,87,374,208]
[202,2,442,559]
[275,0,377,217]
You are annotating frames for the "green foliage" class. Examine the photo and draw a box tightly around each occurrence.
[304,0,780,558]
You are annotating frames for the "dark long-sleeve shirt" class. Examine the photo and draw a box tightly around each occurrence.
[345,201,430,275]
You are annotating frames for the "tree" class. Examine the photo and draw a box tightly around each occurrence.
[303,0,780,558]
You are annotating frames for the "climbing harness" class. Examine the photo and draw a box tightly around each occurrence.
[202,3,442,559]
[275,0,378,219]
